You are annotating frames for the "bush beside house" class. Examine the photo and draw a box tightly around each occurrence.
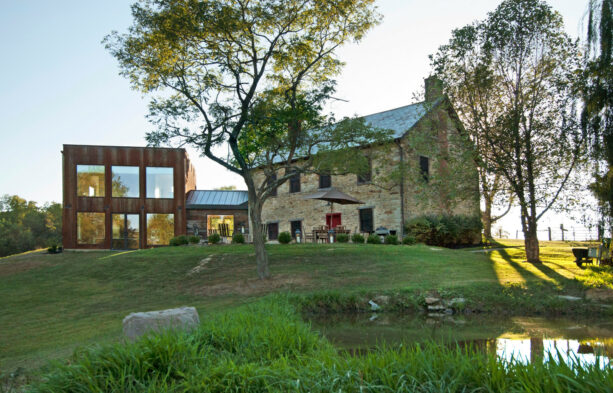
[404,215,482,247]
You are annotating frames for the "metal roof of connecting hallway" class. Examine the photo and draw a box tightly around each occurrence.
[186,190,249,210]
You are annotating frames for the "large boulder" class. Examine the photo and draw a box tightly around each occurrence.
[585,288,613,302]
[123,306,200,340]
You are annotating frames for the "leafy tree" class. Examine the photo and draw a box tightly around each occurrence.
[104,0,381,278]
[215,185,237,191]
[583,0,613,227]
[0,195,62,257]
[434,0,584,262]
[431,25,514,239]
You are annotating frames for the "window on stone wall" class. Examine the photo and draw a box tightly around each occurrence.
[419,156,429,182]
[290,220,302,238]
[359,208,374,233]
[357,157,372,184]
[267,222,279,240]
[319,173,331,189]
[268,172,277,197]
[289,170,300,193]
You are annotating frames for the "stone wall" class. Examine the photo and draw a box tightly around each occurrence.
[400,106,481,223]
[255,101,481,240]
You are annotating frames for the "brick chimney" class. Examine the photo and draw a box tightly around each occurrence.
[425,76,443,102]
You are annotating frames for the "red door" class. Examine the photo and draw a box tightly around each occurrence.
[326,213,342,229]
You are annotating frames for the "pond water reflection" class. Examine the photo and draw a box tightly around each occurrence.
[306,313,613,367]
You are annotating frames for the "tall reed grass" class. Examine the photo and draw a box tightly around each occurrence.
[30,296,613,392]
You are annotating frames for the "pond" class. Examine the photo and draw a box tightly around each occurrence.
[306,313,613,367]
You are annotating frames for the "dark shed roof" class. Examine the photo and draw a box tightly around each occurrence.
[186,190,249,210]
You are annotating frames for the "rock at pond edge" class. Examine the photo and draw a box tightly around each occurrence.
[123,306,200,340]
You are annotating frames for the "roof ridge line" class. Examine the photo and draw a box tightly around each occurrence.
[360,101,426,118]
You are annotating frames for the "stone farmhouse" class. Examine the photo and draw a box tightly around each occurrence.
[255,77,480,241]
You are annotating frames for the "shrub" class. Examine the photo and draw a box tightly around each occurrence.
[351,233,365,244]
[404,214,482,247]
[384,234,399,245]
[336,233,349,243]
[278,231,292,244]
[367,234,381,244]
[208,233,221,244]
[169,235,189,246]
[47,244,62,254]
[188,235,201,244]
[402,235,417,245]
[232,233,245,244]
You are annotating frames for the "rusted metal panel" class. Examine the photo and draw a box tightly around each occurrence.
[62,144,194,249]
[110,199,141,213]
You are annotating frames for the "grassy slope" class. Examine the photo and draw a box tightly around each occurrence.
[0,241,611,372]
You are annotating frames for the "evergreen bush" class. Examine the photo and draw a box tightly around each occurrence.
[169,235,189,246]
[232,233,245,244]
[404,214,482,247]
[367,234,381,244]
[188,235,201,244]
[278,232,292,244]
[402,235,417,245]
[351,233,365,244]
[208,233,221,244]
[336,233,349,243]
[384,234,399,245]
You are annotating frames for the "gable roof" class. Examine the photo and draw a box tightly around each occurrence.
[269,98,443,164]
[186,190,249,210]
[361,100,433,139]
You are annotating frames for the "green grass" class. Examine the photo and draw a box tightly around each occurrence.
[1,241,612,374]
[25,298,613,393]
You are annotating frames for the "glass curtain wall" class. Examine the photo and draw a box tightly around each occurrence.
[112,214,140,249]
[147,213,174,245]
[77,212,105,245]
[76,165,105,197]
[146,167,174,198]
[112,166,140,197]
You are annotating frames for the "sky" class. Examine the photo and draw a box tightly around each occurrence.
[0,0,591,238]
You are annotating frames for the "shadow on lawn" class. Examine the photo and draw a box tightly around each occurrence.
[493,247,581,291]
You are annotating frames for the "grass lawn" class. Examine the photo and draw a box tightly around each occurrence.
[1,240,612,373]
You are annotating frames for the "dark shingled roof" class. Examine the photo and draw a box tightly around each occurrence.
[186,190,249,210]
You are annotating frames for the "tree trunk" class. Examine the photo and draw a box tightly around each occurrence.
[482,200,493,240]
[523,217,540,263]
[246,182,270,279]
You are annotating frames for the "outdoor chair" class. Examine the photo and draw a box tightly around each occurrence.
[315,230,329,243]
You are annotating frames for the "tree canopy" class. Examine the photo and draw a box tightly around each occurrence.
[0,195,61,257]
[105,0,381,278]
[432,0,584,262]
[583,0,613,226]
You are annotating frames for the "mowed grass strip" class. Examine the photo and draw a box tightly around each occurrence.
[0,241,610,372]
